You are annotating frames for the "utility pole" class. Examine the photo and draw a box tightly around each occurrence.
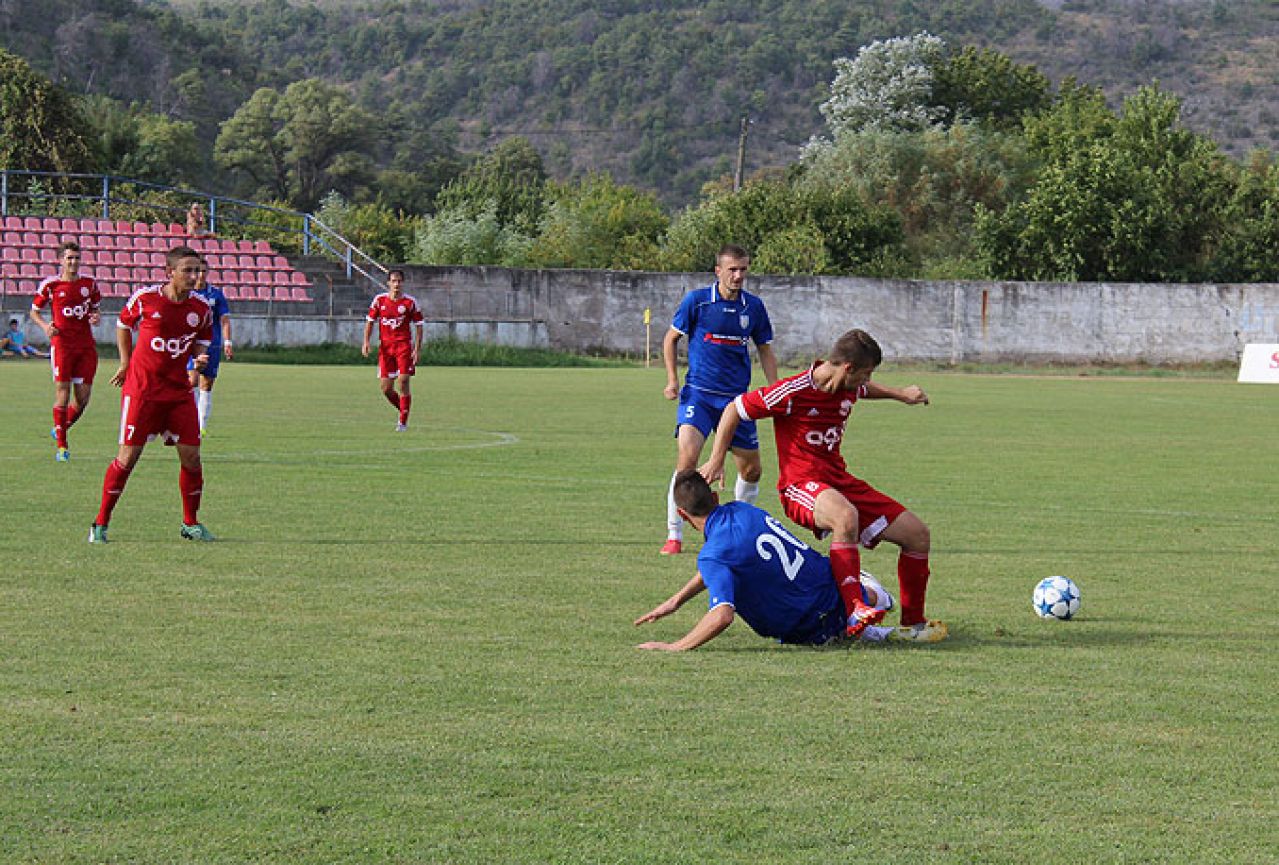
[733,114,750,192]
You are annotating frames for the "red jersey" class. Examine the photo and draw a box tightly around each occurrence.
[736,362,867,490]
[117,286,213,401]
[367,292,423,347]
[32,276,101,350]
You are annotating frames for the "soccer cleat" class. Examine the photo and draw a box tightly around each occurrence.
[395,422,408,432]
[88,524,109,544]
[844,601,888,639]
[659,539,682,555]
[887,620,950,644]
[54,448,71,462]
[180,523,217,542]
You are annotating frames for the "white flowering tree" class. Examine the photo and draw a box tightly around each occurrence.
[817,33,947,140]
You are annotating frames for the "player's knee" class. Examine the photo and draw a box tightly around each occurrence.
[739,463,762,483]
[830,504,860,538]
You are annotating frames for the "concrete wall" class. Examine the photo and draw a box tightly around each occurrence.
[32,267,1279,364]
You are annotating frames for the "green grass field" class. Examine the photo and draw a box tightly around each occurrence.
[1,360,1275,863]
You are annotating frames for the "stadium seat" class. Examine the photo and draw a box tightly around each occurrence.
[289,271,310,286]
[236,240,255,253]
[168,223,184,235]
[41,217,60,232]
[39,232,57,246]
[290,287,312,302]
[236,254,254,269]
[111,251,131,266]
[271,287,290,302]
[149,267,165,282]
[19,263,40,278]
[2,216,23,231]
[1,247,18,262]
[21,231,38,246]
[17,279,38,294]
[23,217,42,231]
[2,230,20,245]
[1,260,17,277]
[20,248,40,262]
[252,240,273,254]
[60,218,80,233]
[112,265,132,282]
[255,286,273,301]
[40,247,58,263]
[131,251,150,266]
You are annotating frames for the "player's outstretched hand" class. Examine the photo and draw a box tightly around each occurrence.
[110,365,126,387]
[634,599,679,626]
[902,385,929,405]
[698,459,725,488]
[636,641,677,651]
[193,353,210,372]
[361,343,370,357]
[663,383,679,401]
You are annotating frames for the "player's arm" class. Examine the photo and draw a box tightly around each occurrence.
[635,572,706,626]
[29,304,56,338]
[111,323,134,388]
[361,319,374,357]
[221,315,233,360]
[413,321,424,363]
[756,342,780,385]
[662,326,684,400]
[863,381,929,405]
[698,399,744,487]
[635,573,735,651]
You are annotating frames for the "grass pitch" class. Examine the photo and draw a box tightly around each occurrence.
[1,360,1275,863]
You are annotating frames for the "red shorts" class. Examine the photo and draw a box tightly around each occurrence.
[780,476,907,548]
[118,392,200,447]
[378,343,415,378]
[50,343,98,384]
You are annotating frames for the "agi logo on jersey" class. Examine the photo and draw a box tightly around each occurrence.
[150,333,197,359]
[805,426,844,451]
[60,301,94,319]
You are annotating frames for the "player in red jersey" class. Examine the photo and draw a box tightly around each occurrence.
[699,328,948,643]
[88,246,215,544]
[361,269,424,431]
[30,241,102,462]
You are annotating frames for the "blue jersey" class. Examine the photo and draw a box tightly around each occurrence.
[194,285,230,347]
[671,282,773,397]
[698,502,843,644]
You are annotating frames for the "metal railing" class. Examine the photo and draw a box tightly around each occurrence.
[0,169,388,289]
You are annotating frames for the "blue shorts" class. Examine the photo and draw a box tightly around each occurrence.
[675,386,758,450]
[188,344,223,379]
[783,603,849,646]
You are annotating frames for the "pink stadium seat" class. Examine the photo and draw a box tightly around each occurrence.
[270,271,292,286]
[2,230,20,245]
[252,240,273,254]
[238,270,256,286]
[19,263,40,278]
[254,255,274,270]
[21,232,38,246]
[168,223,184,235]
[290,287,312,302]
[148,222,169,235]
[131,221,149,234]
[17,279,38,294]
[60,218,79,233]
[132,251,150,266]
[40,232,57,246]
[288,271,310,286]
[148,252,165,267]
[40,247,58,263]
[114,220,133,234]
[111,251,131,266]
[2,215,23,230]
[256,286,273,301]
[149,267,165,282]
[41,217,60,232]
[23,216,42,231]
[236,240,255,253]
[20,248,40,262]
[273,287,292,302]
[112,266,132,282]
[237,254,254,269]
[1,260,17,277]
[1,247,18,262]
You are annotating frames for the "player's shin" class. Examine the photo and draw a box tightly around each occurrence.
[830,542,865,614]
[179,467,203,525]
[399,394,411,424]
[52,406,69,448]
[898,551,931,626]
[97,459,133,526]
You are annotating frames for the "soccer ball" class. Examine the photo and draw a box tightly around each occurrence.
[1032,576,1080,620]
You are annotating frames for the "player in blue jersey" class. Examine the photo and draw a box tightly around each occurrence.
[660,244,778,555]
[186,262,233,436]
[635,471,901,651]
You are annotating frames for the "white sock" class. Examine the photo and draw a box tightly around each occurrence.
[197,390,212,429]
[734,477,759,504]
[666,471,682,541]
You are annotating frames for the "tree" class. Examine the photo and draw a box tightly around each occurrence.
[214,79,377,209]
[526,173,668,270]
[815,33,947,140]
[0,48,95,175]
[931,45,1052,131]
[433,137,548,234]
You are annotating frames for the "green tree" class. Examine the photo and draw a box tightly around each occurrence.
[434,137,548,233]
[931,45,1052,130]
[215,79,377,209]
[0,48,95,174]
[1204,152,1279,282]
[526,174,668,270]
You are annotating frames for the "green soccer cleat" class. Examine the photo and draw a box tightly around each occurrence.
[888,620,950,644]
[180,522,217,542]
[55,448,71,462]
[88,524,109,544]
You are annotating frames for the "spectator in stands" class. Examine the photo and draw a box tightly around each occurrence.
[186,202,209,237]
[4,317,48,357]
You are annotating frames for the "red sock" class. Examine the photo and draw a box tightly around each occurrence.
[96,459,133,526]
[53,406,69,448]
[179,466,203,525]
[66,403,82,428]
[830,542,864,616]
[384,389,401,410]
[898,551,931,626]
[399,394,411,425]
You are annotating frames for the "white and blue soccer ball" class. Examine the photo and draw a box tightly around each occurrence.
[1033,576,1080,620]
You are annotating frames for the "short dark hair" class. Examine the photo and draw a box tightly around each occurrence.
[829,329,882,368]
[672,469,717,517]
[166,245,201,268]
[8,318,17,326]
[716,244,750,265]
[57,240,80,256]
[388,269,405,280]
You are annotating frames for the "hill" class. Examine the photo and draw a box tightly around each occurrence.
[2,0,1276,205]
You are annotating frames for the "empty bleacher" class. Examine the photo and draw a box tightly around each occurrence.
[0,215,313,303]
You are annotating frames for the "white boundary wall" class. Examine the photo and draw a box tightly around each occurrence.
[89,268,1279,364]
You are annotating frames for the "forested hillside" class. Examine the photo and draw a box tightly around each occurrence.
[3,0,1276,205]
